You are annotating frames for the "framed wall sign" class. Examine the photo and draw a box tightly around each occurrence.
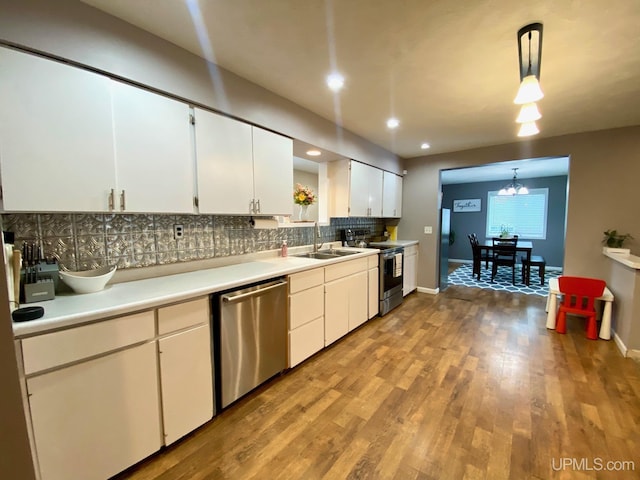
[453,198,481,212]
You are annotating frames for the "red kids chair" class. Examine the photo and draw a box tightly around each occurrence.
[556,276,606,340]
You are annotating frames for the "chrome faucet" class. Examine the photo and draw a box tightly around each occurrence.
[314,222,323,252]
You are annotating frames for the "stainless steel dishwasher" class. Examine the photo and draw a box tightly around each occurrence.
[213,278,288,409]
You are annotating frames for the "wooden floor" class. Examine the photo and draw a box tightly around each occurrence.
[116,286,640,480]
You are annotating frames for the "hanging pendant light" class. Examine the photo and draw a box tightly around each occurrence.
[517,121,540,137]
[498,168,529,195]
[516,102,541,123]
[514,23,543,105]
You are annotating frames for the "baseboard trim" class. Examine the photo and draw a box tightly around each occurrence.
[613,330,628,356]
[628,349,640,361]
[417,286,439,295]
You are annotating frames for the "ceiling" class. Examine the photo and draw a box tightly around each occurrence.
[440,156,568,184]
[80,0,640,159]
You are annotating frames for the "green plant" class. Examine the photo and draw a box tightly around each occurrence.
[602,229,633,248]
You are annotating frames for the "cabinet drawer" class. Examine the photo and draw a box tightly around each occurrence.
[22,311,155,375]
[289,316,324,368]
[405,244,418,256]
[289,267,324,294]
[158,297,209,335]
[367,254,379,269]
[325,257,368,282]
[289,285,324,330]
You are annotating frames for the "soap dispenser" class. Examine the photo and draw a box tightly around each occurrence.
[281,240,288,257]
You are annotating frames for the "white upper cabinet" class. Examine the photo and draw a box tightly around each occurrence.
[252,126,293,216]
[194,108,254,215]
[328,159,383,217]
[0,47,116,212]
[382,171,403,218]
[194,108,293,216]
[111,81,194,213]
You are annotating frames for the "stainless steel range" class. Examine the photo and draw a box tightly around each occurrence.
[373,245,404,315]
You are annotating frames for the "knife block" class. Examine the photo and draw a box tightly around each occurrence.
[21,261,59,303]
[23,281,55,303]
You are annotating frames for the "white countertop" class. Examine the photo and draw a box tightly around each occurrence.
[368,239,419,248]
[13,248,377,338]
[603,250,640,269]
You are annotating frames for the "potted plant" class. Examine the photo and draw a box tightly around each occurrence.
[602,229,633,254]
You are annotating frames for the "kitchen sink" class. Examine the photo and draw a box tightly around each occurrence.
[295,252,341,259]
[295,249,360,260]
[320,249,359,256]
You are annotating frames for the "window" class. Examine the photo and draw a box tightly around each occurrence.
[486,188,548,239]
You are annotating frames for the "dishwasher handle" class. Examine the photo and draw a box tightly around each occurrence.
[221,279,287,304]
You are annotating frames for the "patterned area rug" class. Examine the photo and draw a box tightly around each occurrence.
[447,263,561,297]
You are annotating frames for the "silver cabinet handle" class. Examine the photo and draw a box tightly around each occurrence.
[108,189,115,211]
[256,199,261,213]
[120,190,126,211]
[221,279,287,303]
[249,199,255,214]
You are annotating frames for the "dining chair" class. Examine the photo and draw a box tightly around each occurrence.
[556,276,606,340]
[490,237,518,284]
[468,234,490,280]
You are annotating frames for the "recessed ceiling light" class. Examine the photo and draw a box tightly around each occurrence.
[306,149,321,156]
[326,73,344,92]
[421,143,430,150]
[386,118,399,129]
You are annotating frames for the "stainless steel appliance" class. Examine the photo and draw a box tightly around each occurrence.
[376,246,404,315]
[213,278,288,409]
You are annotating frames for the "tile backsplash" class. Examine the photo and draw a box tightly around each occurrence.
[1,213,385,271]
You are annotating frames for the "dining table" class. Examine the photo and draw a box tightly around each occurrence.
[479,240,534,285]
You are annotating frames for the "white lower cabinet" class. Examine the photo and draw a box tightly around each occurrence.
[288,268,325,367]
[27,342,161,480]
[23,299,214,480]
[324,258,368,346]
[403,244,419,296]
[158,323,213,445]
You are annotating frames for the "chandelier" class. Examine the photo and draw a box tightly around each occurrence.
[498,168,529,195]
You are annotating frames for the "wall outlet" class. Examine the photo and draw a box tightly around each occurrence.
[173,224,184,239]
[424,226,433,234]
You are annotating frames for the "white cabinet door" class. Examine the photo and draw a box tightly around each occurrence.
[0,48,116,212]
[382,171,403,218]
[350,161,383,217]
[159,324,213,445]
[111,81,194,213]
[403,246,418,296]
[325,277,350,346]
[252,126,293,215]
[27,343,161,480]
[194,108,254,214]
[368,267,379,319]
[348,271,369,331]
[289,316,324,368]
[349,161,371,217]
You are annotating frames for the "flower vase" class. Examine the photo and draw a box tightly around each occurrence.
[298,204,309,222]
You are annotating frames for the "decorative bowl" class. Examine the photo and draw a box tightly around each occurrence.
[58,265,117,294]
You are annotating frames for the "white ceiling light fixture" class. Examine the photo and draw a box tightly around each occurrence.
[306,149,321,156]
[421,142,430,150]
[498,168,529,195]
[386,117,400,129]
[517,121,540,137]
[326,72,344,92]
[514,23,544,105]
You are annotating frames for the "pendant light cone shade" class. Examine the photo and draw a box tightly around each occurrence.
[516,103,541,123]
[514,75,544,104]
[517,121,540,137]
